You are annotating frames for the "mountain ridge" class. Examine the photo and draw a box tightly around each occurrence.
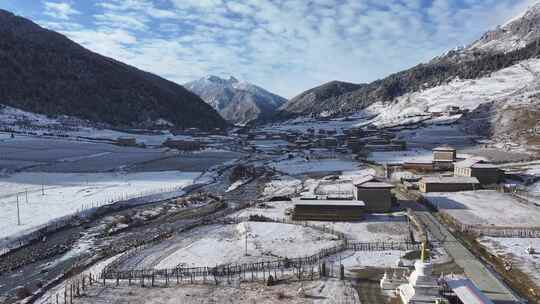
[276,3,540,121]
[185,75,286,125]
[0,9,227,130]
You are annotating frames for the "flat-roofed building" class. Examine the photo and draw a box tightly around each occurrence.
[354,181,395,213]
[292,199,365,221]
[403,161,435,172]
[433,145,456,161]
[454,159,501,185]
[433,145,457,170]
[419,176,480,193]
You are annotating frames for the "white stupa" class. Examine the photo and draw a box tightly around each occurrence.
[398,242,443,304]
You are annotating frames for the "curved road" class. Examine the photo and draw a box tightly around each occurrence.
[413,209,521,304]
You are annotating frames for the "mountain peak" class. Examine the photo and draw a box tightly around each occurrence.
[203,75,239,84]
[185,75,286,125]
[502,1,540,27]
[467,1,540,54]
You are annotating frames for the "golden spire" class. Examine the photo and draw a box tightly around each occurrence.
[421,240,428,262]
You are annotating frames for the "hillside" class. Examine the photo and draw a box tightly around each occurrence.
[277,2,540,121]
[0,10,227,130]
[279,81,364,117]
[185,76,286,125]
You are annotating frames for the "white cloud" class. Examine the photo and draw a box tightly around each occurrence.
[43,1,80,20]
[94,12,148,31]
[38,0,537,98]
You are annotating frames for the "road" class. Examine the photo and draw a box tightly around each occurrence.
[414,210,521,304]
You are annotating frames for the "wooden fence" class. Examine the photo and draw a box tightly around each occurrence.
[437,208,540,238]
[101,240,418,283]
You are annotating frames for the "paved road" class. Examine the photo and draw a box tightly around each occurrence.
[414,210,521,304]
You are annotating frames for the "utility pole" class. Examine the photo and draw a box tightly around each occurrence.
[244,232,248,256]
[25,189,28,204]
[16,194,21,225]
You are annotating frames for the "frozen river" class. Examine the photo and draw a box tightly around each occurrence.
[0,136,242,173]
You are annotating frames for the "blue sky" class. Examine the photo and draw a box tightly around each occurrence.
[0,0,536,98]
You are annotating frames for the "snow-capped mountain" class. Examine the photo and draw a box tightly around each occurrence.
[275,3,540,153]
[185,76,286,125]
[468,2,540,54]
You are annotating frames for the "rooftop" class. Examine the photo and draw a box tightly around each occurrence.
[293,199,366,207]
[433,145,456,152]
[471,163,498,169]
[421,176,480,184]
[446,278,494,304]
[357,182,395,189]
[454,158,483,168]
[454,158,498,169]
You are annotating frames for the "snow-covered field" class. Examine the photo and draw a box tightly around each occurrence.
[119,221,340,270]
[154,222,340,269]
[396,125,479,148]
[480,237,540,287]
[425,190,540,227]
[338,250,404,268]
[0,136,241,173]
[270,158,359,175]
[0,171,201,239]
[55,279,359,304]
[262,175,302,197]
[367,149,433,164]
[0,106,204,146]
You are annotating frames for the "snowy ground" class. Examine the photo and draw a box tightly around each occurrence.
[425,190,540,227]
[0,105,228,146]
[263,175,303,197]
[479,237,540,287]
[118,221,340,270]
[55,279,359,304]
[337,250,404,269]
[0,171,201,240]
[269,158,359,175]
[367,149,433,164]
[0,136,241,173]
[395,125,479,148]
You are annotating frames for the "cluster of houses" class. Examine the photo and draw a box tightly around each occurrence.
[402,145,501,193]
[240,125,407,155]
[292,175,395,221]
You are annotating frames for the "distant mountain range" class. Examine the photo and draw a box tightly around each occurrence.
[185,76,286,125]
[0,9,226,130]
[275,2,540,149]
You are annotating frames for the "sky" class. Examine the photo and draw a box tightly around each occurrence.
[0,0,537,98]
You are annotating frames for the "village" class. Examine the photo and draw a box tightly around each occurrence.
[0,114,539,304]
